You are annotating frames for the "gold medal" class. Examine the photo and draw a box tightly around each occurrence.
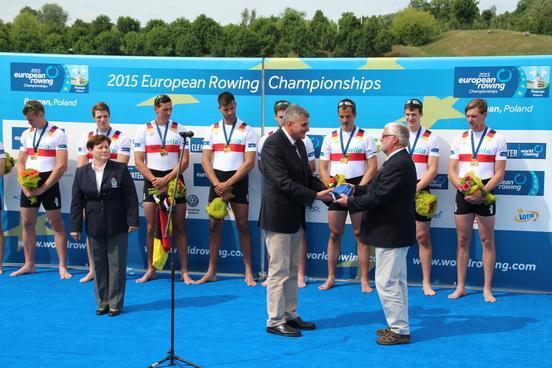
[159,146,168,156]
[470,159,479,167]
[224,144,231,153]
[340,155,349,164]
[31,153,38,160]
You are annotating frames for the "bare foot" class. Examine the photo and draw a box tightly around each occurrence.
[79,271,95,283]
[361,279,373,293]
[244,273,257,287]
[297,275,306,288]
[136,270,156,283]
[181,272,195,285]
[261,279,268,287]
[423,284,436,296]
[0,267,3,275]
[483,289,496,303]
[196,272,217,284]
[10,264,36,277]
[318,278,335,291]
[448,287,467,299]
[59,267,73,280]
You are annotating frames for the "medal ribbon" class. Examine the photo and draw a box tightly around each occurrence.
[32,122,48,156]
[471,127,488,161]
[408,126,422,156]
[223,119,237,148]
[155,121,169,149]
[340,126,356,158]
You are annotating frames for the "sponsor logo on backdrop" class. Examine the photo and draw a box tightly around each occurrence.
[506,143,546,159]
[190,138,203,153]
[454,66,549,98]
[429,174,448,190]
[514,209,539,223]
[186,194,200,215]
[309,206,320,213]
[494,170,544,196]
[193,164,210,187]
[11,63,89,93]
[307,134,324,158]
[128,166,144,181]
[12,127,27,149]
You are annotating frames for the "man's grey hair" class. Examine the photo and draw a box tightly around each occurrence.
[385,122,409,147]
[284,104,309,124]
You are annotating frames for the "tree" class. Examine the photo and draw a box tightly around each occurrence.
[223,24,259,56]
[10,12,45,52]
[43,33,67,53]
[250,16,280,56]
[116,16,140,34]
[390,8,440,46]
[121,31,146,55]
[276,8,314,56]
[144,19,167,32]
[334,12,362,57]
[94,29,122,55]
[169,18,191,56]
[0,21,11,52]
[92,15,113,34]
[144,26,172,56]
[481,8,495,28]
[452,0,479,28]
[310,10,337,55]
[428,0,454,23]
[358,16,393,56]
[38,3,68,29]
[189,14,225,56]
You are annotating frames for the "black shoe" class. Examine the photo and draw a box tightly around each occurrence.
[286,317,316,330]
[96,307,109,316]
[266,324,302,337]
[108,309,121,317]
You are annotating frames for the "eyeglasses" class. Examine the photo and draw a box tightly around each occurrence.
[274,100,291,109]
[405,99,423,107]
[24,102,41,110]
[154,94,171,106]
[338,100,355,108]
[381,134,397,139]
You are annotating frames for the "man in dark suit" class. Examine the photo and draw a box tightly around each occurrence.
[259,104,333,337]
[336,122,416,345]
[70,135,139,316]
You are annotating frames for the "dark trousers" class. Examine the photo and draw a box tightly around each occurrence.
[90,232,128,310]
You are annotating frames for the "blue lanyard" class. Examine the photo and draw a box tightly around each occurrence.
[340,126,356,157]
[471,127,488,160]
[155,121,169,148]
[223,119,237,146]
[408,126,422,156]
[33,122,48,153]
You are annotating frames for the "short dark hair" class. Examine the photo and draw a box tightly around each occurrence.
[465,98,488,114]
[22,100,45,115]
[337,98,356,114]
[91,102,110,117]
[274,100,291,114]
[154,94,172,107]
[404,98,423,114]
[218,92,235,107]
[86,135,112,150]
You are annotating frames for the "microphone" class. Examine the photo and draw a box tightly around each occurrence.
[179,131,195,138]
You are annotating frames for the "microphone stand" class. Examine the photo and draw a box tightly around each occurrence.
[148,132,201,368]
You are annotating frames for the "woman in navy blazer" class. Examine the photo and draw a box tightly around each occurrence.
[70,135,139,316]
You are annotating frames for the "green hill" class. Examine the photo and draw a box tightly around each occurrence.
[389,30,552,57]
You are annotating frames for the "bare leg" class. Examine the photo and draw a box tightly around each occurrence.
[80,237,95,283]
[351,211,373,293]
[10,208,38,276]
[231,202,256,286]
[477,214,497,303]
[297,232,308,288]
[46,209,72,279]
[319,210,346,290]
[417,220,435,296]
[196,216,222,284]
[448,213,474,299]
[136,202,157,283]
[173,203,194,284]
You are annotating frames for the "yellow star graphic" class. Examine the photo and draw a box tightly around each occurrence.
[358,58,404,70]
[251,58,311,70]
[391,96,464,129]
[4,213,56,251]
[137,94,199,107]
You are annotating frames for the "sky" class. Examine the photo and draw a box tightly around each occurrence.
[2,0,519,25]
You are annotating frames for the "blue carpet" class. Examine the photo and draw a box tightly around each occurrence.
[0,267,550,368]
